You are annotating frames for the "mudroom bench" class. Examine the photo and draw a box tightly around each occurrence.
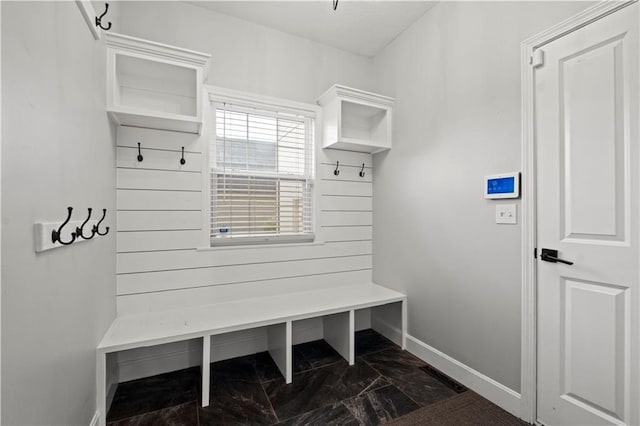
[96,282,406,425]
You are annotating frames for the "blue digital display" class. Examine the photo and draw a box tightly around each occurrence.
[487,177,515,194]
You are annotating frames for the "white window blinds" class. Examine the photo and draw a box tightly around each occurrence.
[210,101,314,245]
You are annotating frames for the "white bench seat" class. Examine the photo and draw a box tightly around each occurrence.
[96,282,406,426]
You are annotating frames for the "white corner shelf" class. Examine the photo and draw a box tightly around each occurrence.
[105,32,210,134]
[317,84,394,154]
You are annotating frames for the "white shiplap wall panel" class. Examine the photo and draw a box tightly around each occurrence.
[321,211,373,227]
[321,180,372,197]
[117,240,372,273]
[117,190,202,211]
[116,124,373,314]
[117,169,201,191]
[321,226,373,242]
[322,195,372,212]
[117,230,202,252]
[118,126,202,152]
[117,210,202,231]
[116,270,373,315]
[117,255,372,295]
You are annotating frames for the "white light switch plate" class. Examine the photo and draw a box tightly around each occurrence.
[496,204,517,224]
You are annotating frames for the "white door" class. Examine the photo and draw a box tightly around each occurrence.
[536,3,639,426]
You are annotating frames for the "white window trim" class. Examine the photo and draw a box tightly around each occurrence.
[202,85,322,248]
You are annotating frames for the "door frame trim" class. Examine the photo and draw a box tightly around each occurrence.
[519,0,637,422]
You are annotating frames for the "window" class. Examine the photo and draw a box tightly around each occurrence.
[209,97,315,246]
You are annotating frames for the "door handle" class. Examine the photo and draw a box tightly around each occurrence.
[540,248,574,265]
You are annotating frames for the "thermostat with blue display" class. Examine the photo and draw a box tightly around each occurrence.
[484,173,520,199]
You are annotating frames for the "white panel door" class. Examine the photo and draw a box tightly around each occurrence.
[535,3,639,426]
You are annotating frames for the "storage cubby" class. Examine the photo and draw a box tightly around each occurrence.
[317,84,394,153]
[105,32,210,134]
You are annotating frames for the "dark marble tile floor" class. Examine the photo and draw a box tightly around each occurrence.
[106,329,484,425]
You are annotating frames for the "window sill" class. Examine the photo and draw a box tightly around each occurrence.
[197,235,323,252]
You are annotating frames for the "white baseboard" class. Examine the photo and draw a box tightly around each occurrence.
[405,334,522,419]
[89,411,99,426]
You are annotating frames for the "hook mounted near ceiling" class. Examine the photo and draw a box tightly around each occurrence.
[333,0,339,11]
[95,3,112,31]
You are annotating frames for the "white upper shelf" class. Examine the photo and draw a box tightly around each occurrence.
[105,32,211,134]
[317,84,394,154]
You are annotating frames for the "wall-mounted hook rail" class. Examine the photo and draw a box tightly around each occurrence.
[51,207,77,245]
[137,142,143,162]
[95,3,112,31]
[334,161,340,176]
[359,163,365,178]
[94,209,110,236]
[76,208,96,240]
[180,147,186,165]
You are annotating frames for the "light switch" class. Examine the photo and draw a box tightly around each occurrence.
[496,204,517,224]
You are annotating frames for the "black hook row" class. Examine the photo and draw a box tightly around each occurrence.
[136,142,186,165]
[51,207,109,246]
[333,161,367,178]
[95,3,112,31]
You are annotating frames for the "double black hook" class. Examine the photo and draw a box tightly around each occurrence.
[95,3,112,31]
[51,207,109,246]
[137,142,186,165]
[333,161,366,177]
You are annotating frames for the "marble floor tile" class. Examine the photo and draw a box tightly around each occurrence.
[342,385,419,425]
[275,402,360,426]
[361,347,427,378]
[292,339,343,373]
[264,360,383,420]
[211,354,261,383]
[355,329,397,356]
[199,379,277,425]
[107,402,199,426]
[387,369,458,407]
[251,351,284,383]
[107,367,200,422]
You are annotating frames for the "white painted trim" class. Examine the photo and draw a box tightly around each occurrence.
[206,85,320,118]
[104,32,210,68]
[406,335,522,418]
[89,411,100,426]
[75,1,101,40]
[519,1,638,423]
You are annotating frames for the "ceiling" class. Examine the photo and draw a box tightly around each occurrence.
[186,1,437,57]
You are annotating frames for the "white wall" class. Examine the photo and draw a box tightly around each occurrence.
[113,1,376,381]
[116,1,375,103]
[1,2,116,425]
[372,1,593,394]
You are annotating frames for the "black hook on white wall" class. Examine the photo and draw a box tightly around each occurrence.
[137,142,143,162]
[94,209,110,236]
[180,147,186,165]
[333,0,339,11]
[52,207,77,245]
[76,208,96,240]
[334,161,340,176]
[359,163,365,178]
[95,3,112,31]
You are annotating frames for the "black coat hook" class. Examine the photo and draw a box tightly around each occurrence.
[180,147,186,165]
[333,0,339,11]
[359,163,365,178]
[94,209,110,236]
[95,3,112,31]
[137,142,143,162]
[76,208,96,240]
[52,207,77,245]
[334,161,340,176]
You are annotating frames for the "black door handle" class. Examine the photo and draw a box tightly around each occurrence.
[540,248,574,265]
